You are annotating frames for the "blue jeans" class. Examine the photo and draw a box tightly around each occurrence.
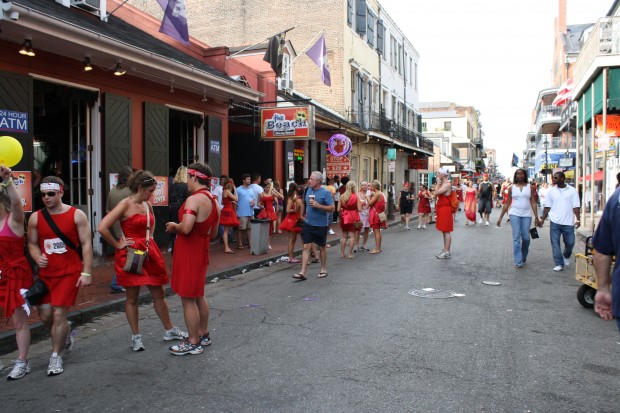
[509,215,531,266]
[549,221,575,267]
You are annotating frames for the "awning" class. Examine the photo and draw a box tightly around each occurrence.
[579,170,604,181]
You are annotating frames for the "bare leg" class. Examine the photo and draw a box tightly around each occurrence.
[362,228,370,247]
[37,304,53,330]
[124,286,141,334]
[196,296,209,337]
[50,307,69,354]
[181,297,200,344]
[12,308,30,360]
[347,231,355,258]
[288,232,296,259]
[340,234,346,257]
[147,285,173,330]
[443,231,452,253]
[319,245,327,274]
[223,225,233,252]
[299,243,311,276]
[372,228,382,252]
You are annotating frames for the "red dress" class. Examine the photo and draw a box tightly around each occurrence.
[368,193,387,229]
[219,196,239,227]
[115,213,169,287]
[435,194,454,232]
[0,215,33,318]
[259,195,277,221]
[171,189,219,298]
[339,193,360,232]
[418,190,431,214]
[279,200,302,233]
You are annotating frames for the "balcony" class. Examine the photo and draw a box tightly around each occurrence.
[347,110,435,154]
[573,16,620,94]
[535,105,562,135]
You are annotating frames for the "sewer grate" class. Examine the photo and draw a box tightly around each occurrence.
[408,288,460,299]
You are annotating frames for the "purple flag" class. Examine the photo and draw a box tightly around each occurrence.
[157,0,189,45]
[306,33,331,86]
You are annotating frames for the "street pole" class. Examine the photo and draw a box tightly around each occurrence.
[543,137,549,183]
[387,124,397,220]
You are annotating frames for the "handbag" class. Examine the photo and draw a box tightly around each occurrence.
[23,278,48,306]
[378,211,388,223]
[529,227,539,239]
[121,202,150,275]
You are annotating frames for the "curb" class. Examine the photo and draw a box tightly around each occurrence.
[0,218,408,354]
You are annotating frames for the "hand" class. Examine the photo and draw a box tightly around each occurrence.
[165,222,177,234]
[594,289,614,320]
[574,220,581,229]
[496,219,501,227]
[76,274,92,288]
[309,199,317,208]
[117,237,135,249]
[0,165,11,181]
[38,253,48,268]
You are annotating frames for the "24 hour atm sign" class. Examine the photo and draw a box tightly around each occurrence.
[0,110,28,133]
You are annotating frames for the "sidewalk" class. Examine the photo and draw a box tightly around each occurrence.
[0,217,409,352]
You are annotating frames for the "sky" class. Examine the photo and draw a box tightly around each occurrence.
[379,0,613,176]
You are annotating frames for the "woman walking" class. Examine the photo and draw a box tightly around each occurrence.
[397,183,415,230]
[497,168,539,268]
[219,177,239,254]
[417,184,431,229]
[434,168,454,259]
[279,183,303,263]
[464,181,478,225]
[337,181,361,258]
[0,165,34,379]
[367,180,386,254]
[98,170,186,351]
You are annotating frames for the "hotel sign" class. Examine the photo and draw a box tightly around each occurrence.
[260,106,315,140]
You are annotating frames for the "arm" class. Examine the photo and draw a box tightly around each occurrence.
[496,188,512,227]
[97,199,132,249]
[27,213,46,268]
[368,191,380,206]
[539,206,551,227]
[396,192,401,209]
[74,209,93,287]
[356,195,362,212]
[226,189,238,202]
[0,166,25,233]
[573,207,581,228]
[530,188,540,226]
[167,194,198,235]
[434,181,451,196]
[593,253,614,320]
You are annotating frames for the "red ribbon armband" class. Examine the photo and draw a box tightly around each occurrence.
[184,209,198,216]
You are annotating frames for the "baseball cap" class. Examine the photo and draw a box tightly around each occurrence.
[437,167,450,176]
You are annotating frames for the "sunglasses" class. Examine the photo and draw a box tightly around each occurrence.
[41,191,59,197]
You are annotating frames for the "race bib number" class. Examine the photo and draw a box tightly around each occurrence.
[44,238,68,254]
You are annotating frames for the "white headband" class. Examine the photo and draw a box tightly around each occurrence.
[40,183,61,191]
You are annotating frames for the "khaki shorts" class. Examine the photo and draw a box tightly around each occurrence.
[238,216,251,230]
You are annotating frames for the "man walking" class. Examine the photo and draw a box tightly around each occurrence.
[538,171,580,272]
[293,171,335,280]
[476,173,495,226]
[27,176,93,376]
[235,174,255,250]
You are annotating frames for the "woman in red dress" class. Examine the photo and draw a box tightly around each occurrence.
[0,165,34,379]
[434,168,454,259]
[367,180,387,254]
[464,181,478,225]
[417,185,431,229]
[337,181,361,258]
[219,177,239,254]
[98,170,186,351]
[258,181,283,249]
[165,163,220,355]
[279,183,303,263]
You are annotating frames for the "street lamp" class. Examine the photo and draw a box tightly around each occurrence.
[387,124,397,220]
[543,137,549,183]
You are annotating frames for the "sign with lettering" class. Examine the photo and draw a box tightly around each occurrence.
[151,176,169,206]
[408,156,428,170]
[326,154,350,178]
[0,110,28,133]
[14,171,32,212]
[260,106,315,140]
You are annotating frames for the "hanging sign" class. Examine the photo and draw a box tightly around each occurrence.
[14,171,32,212]
[326,154,350,178]
[408,156,428,170]
[260,106,315,140]
[328,134,351,156]
[595,114,619,152]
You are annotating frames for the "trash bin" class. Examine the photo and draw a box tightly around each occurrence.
[250,218,271,255]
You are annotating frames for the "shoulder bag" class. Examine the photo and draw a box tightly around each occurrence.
[122,203,150,275]
[40,208,82,259]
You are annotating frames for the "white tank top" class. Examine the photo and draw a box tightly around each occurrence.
[510,184,532,217]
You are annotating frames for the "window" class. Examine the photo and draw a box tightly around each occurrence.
[355,0,367,35]
[363,157,370,183]
[404,52,407,80]
[414,63,418,90]
[422,122,427,132]
[391,96,396,120]
[397,44,402,74]
[367,9,375,47]
[373,159,379,180]
[350,155,359,183]
[377,19,384,55]
[351,69,357,122]
[409,57,413,85]
[444,121,452,131]
[389,35,396,67]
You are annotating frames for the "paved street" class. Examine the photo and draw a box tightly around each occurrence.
[1,211,619,412]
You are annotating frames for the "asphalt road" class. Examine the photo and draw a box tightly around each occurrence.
[1,212,619,412]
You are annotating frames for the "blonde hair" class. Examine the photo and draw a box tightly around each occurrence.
[340,180,357,203]
[371,180,381,191]
[173,166,188,184]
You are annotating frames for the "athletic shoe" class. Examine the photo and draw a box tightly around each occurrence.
[163,326,188,341]
[563,256,571,267]
[478,219,483,224]
[132,334,146,351]
[110,286,126,294]
[200,333,212,347]
[405,226,410,230]
[63,321,75,355]
[417,225,421,229]
[169,338,203,356]
[7,359,30,380]
[328,229,335,235]
[47,355,63,376]
[436,251,451,259]
[485,221,489,226]
[553,265,563,272]
[422,225,426,229]
[398,223,402,227]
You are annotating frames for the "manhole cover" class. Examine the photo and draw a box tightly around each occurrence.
[482,281,501,286]
[409,288,459,299]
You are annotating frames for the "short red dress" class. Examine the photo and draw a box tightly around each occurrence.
[0,215,33,318]
[279,200,302,233]
[219,196,239,227]
[171,190,219,298]
[339,193,360,232]
[435,194,454,232]
[259,195,277,221]
[115,212,169,288]
[368,193,387,230]
[418,190,431,214]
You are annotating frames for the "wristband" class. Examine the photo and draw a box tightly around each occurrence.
[0,178,13,187]
[81,272,91,277]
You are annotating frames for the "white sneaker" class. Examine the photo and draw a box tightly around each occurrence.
[436,251,451,259]
[405,226,410,230]
[163,326,188,341]
[553,265,563,272]
[422,225,426,229]
[417,225,421,229]
[132,334,146,351]
[7,359,30,380]
[563,256,571,267]
[478,219,483,224]
[47,355,63,376]
[328,229,335,235]
[485,221,489,226]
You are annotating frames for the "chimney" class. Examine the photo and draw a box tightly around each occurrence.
[558,0,567,33]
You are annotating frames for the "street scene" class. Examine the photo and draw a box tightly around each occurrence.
[1,213,618,412]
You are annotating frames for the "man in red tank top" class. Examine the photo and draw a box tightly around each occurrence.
[27,176,93,376]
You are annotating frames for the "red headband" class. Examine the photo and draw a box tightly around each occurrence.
[187,169,210,180]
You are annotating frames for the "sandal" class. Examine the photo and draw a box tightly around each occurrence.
[310,258,320,264]
[224,249,235,254]
[237,245,247,250]
[318,272,328,278]
[368,250,381,254]
[292,273,307,281]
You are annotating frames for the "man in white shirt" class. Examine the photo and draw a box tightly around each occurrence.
[538,171,581,272]
[249,173,264,218]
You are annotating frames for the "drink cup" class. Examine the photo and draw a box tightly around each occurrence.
[309,195,315,203]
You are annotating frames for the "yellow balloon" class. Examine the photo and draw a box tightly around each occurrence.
[0,136,23,168]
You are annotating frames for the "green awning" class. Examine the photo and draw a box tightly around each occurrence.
[594,72,604,115]
[610,68,620,111]
[584,86,592,124]
[578,95,584,128]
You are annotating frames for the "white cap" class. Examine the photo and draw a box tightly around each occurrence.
[437,167,450,176]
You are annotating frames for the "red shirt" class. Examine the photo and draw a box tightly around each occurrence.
[37,207,82,276]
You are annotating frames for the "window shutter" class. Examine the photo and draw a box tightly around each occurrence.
[355,0,366,35]
[347,0,353,27]
[377,19,384,54]
[367,10,375,47]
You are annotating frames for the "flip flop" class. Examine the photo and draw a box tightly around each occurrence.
[318,272,328,278]
[224,250,235,254]
[310,258,320,264]
[292,273,307,281]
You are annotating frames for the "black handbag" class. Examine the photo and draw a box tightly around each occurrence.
[529,227,539,239]
[23,278,48,306]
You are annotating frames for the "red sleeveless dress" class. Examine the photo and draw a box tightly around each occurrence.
[0,214,33,318]
[219,196,239,227]
[368,194,387,229]
[339,193,360,232]
[171,189,219,298]
[260,195,277,221]
[279,199,302,233]
[436,194,454,232]
[115,212,169,287]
